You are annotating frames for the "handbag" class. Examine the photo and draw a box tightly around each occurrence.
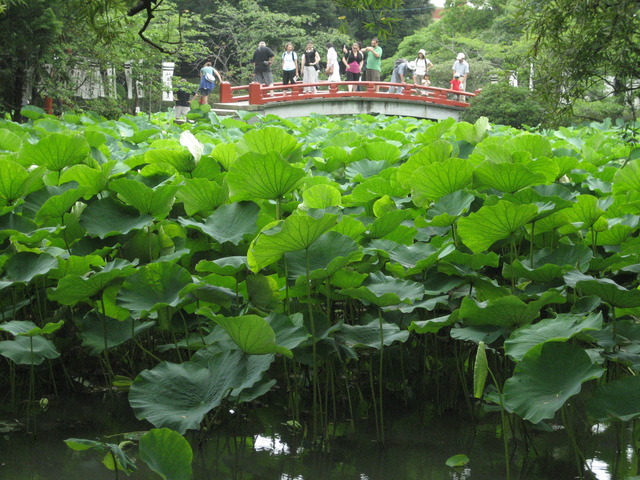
[325,65,334,75]
[204,72,216,83]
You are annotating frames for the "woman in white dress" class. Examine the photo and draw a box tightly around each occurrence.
[325,42,341,82]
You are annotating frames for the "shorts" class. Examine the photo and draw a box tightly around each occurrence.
[365,69,381,82]
[175,105,190,119]
[199,88,211,96]
[254,71,273,86]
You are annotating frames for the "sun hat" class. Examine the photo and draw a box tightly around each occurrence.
[454,73,461,77]
[456,53,465,60]
[418,49,426,55]
[408,61,416,70]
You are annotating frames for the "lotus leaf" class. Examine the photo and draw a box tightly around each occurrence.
[340,271,425,307]
[139,428,193,480]
[0,335,60,365]
[236,126,300,162]
[587,375,640,422]
[110,178,179,219]
[179,201,259,245]
[79,312,155,355]
[129,350,272,433]
[336,318,409,349]
[226,151,304,201]
[474,162,546,193]
[410,158,474,204]
[504,312,603,361]
[503,342,604,424]
[19,133,90,171]
[285,231,362,279]
[457,200,538,253]
[80,197,154,238]
[117,262,193,320]
[175,178,226,216]
[2,252,58,283]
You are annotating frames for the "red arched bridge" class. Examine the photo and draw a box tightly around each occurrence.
[215,81,478,120]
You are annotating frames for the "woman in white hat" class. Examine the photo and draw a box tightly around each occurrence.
[413,49,434,86]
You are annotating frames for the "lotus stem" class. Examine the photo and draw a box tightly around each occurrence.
[305,248,319,439]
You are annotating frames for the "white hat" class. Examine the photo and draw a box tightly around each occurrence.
[418,49,426,55]
[408,61,416,70]
[456,53,465,60]
[454,73,461,77]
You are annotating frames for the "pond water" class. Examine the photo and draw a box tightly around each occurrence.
[0,393,619,480]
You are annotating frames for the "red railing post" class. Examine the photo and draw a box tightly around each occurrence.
[249,82,265,105]
[219,82,232,103]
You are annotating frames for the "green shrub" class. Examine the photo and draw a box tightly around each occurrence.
[460,83,546,129]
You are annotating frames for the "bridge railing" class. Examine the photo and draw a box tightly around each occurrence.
[219,81,478,108]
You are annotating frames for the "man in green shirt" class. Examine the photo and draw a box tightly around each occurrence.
[362,38,382,92]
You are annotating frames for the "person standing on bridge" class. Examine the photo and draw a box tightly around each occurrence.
[452,52,469,92]
[281,43,299,86]
[252,41,275,89]
[325,42,341,83]
[196,62,222,105]
[387,58,410,94]
[361,38,382,92]
[301,42,321,93]
[343,43,363,92]
[413,49,434,87]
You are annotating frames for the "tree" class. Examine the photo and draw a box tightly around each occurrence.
[520,0,640,117]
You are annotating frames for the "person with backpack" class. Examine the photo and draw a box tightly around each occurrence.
[388,58,410,94]
[282,43,299,85]
[196,61,222,105]
[301,41,321,93]
[413,49,434,87]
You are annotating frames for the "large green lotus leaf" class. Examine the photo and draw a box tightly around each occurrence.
[331,215,367,241]
[80,197,154,238]
[397,140,453,188]
[410,158,473,204]
[139,428,193,480]
[566,273,640,308]
[19,133,90,171]
[459,291,566,328]
[267,313,309,350]
[117,262,193,318]
[248,210,339,272]
[129,350,266,433]
[179,202,259,245]
[226,151,304,201]
[0,319,63,337]
[457,200,538,253]
[350,176,407,204]
[175,178,226,216]
[236,126,301,162]
[408,314,456,334]
[59,164,109,198]
[564,194,605,228]
[504,312,603,361]
[344,159,390,181]
[110,178,178,219]
[588,223,634,246]
[425,190,475,226]
[336,318,409,349]
[3,252,58,283]
[196,257,248,276]
[474,162,546,194]
[285,231,362,279]
[0,159,29,205]
[454,117,490,144]
[0,129,21,152]
[200,310,292,358]
[524,157,560,183]
[79,311,155,355]
[340,271,425,307]
[505,133,552,159]
[210,143,237,170]
[415,117,456,143]
[587,375,640,422]
[145,149,196,174]
[352,142,401,163]
[366,239,455,276]
[368,209,411,238]
[302,184,342,209]
[502,244,593,283]
[503,342,604,424]
[612,159,640,195]
[49,255,105,280]
[34,188,85,225]
[0,335,60,365]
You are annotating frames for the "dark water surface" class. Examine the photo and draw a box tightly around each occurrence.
[0,393,615,480]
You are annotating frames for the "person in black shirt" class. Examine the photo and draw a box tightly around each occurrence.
[174,79,194,123]
[252,41,275,87]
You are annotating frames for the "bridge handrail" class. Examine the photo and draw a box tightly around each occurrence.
[219,81,478,108]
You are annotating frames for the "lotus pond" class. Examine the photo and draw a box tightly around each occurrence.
[0,105,639,480]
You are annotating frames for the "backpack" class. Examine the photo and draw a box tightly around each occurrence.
[282,51,297,63]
